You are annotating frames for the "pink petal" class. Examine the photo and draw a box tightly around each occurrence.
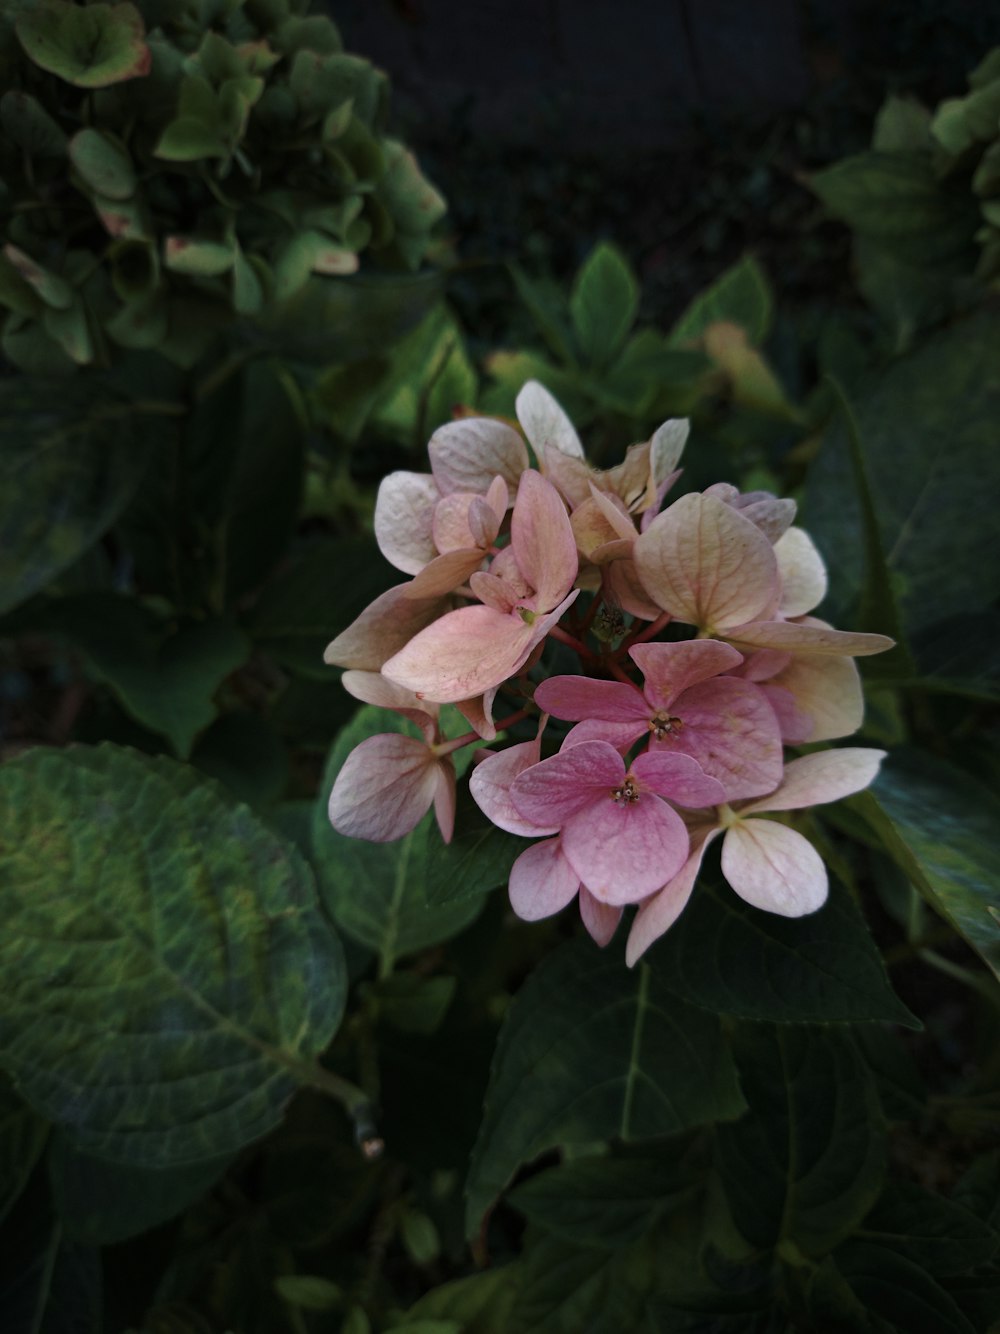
[767,654,863,742]
[729,648,792,682]
[634,492,780,632]
[404,547,488,597]
[455,686,499,740]
[508,837,581,921]
[561,718,644,752]
[510,470,578,609]
[469,570,519,613]
[630,638,743,710]
[603,557,665,621]
[601,441,655,513]
[775,527,828,617]
[650,419,690,486]
[428,417,528,499]
[516,380,585,459]
[469,735,558,836]
[664,677,784,801]
[721,818,828,916]
[579,889,623,946]
[510,739,625,826]
[625,827,719,965]
[374,471,440,575]
[742,747,887,815]
[632,748,727,808]
[323,584,449,671]
[724,619,894,656]
[340,669,437,739]
[759,684,815,744]
[534,675,647,724]
[729,491,796,543]
[381,604,533,703]
[433,761,457,843]
[562,791,690,904]
[327,733,441,842]
[432,491,487,553]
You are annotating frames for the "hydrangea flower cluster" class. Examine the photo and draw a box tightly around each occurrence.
[325,382,893,964]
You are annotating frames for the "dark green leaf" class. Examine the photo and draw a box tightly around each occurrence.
[191,712,288,807]
[312,707,484,969]
[0,1076,48,1226]
[68,128,135,200]
[569,242,639,368]
[802,308,1000,636]
[369,973,456,1035]
[648,880,917,1028]
[402,1267,521,1333]
[508,1233,654,1334]
[716,1026,885,1256]
[953,1149,1000,1229]
[0,378,151,616]
[422,785,525,907]
[16,1,151,88]
[0,1195,102,1334]
[466,939,746,1232]
[509,263,576,364]
[48,1133,232,1244]
[856,1180,998,1275]
[670,256,774,346]
[0,744,346,1166]
[857,748,1000,979]
[910,612,1000,701]
[833,1242,978,1334]
[0,90,67,157]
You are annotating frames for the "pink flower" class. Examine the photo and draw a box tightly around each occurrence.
[625,747,887,964]
[326,672,456,843]
[534,638,784,800]
[507,739,725,905]
[381,470,580,703]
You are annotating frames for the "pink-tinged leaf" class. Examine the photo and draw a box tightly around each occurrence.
[327,733,441,841]
[381,603,533,703]
[374,471,440,574]
[541,448,594,509]
[508,837,580,921]
[455,686,499,740]
[721,819,828,916]
[469,570,518,613]
[571,494,631,559]
[602,440,656,513]
[767,654,863,742]
[603,556,665,621]
[743,747,887,815]
[759,685,815,745]
[651,419,690,485]
[634,492,780,632]
[510,470,578,609]
[433,762,457,843]
[730,491,796,543]
[775,527,828,617]
[511,739,626,826]
[432,491,483,553]
[341,669,437,738]
[562,792,689,905]
[729,648,792,682]
[466,478,506,548]
[516,380,585,459]
[428,418,528,498]
[487,546,532,597]
[579,889,623,946]
[534,675,646,724]
[632,749,727,809]
[662,677,784,801]
[625,827,719,965]
[631,638,743,709]
[404,547,487,597]
[725,619,894,656]
[469,735,557,835]
[323,584,448,671]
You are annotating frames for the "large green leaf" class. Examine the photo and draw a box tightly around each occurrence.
[402,1267,521,1332]
[857,748,1000,980]
[0,378,152,616]
[802,308,1000,637]
[648,879,917,1028]
[832,1243,978,1334]
[312,707,484,971]
[466,938,746,1232]
[0,745,346,1167]
[0,1076,47,1227]
[569,242,639,368]
[0,1203,102,1334]
[421,786,525,907]
[507,1232,656,1334]
[715,1026,885,1257]
[670,256,774,346]
[15,1,151,88]
[855,1181,998,1275]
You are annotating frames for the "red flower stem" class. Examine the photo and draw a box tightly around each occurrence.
[615,610,671,657]
[432,708,532,757]
[548,624,602,663]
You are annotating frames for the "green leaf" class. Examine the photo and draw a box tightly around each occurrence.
[648,879,918,1028]
[68,128,136,200]
[508,1150,695,1247]
[164,235,235,277]
[0,90,67,157]
[569,242,639,368]
[872,95,933,152]
[466,939,746,1232]
[48,1133,233,1244]
[379,138,447,237]
[715,1026,885,1256]
[3,245,72,309]
[192,712,288,808]
[910,612,1000,701]
[421,785,525,907]
[0,379,151,616]
[856,1181,998,1275]
[0,1201,102,1334]
[509,263,576,364]
[369,973,456,1035]
[273,1275,343,1312]
[670,256,774,347]
[0,744,346,1166]
[402,1268,521,1333]
[154,114,229,162]
[16,1,151,88]
[312,708,484,969]
[802,308,1000,637]
[857,748,1000,980]
[953,1149,1000,1229]
[833,1242,978,1334]
[0,1076,48,1226]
